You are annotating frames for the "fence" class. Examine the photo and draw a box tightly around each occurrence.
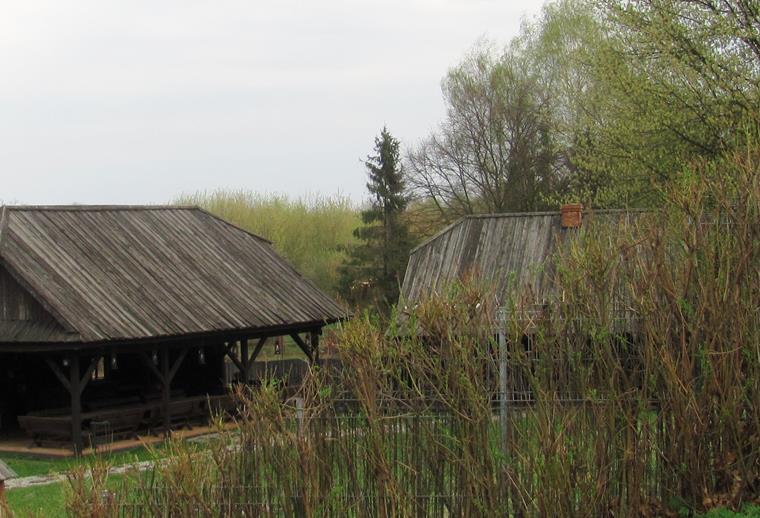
[73,389,676,518]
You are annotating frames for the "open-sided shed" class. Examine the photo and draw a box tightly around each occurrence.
[0,205,344,453]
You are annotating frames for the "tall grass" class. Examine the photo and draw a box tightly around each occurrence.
[176,190,361,295]
[60,149,759,517]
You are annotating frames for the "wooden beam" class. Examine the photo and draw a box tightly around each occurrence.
[69,354,84,455]
[249,337,268,365]
[168,348,188,384]
[139,352,163,382]
[79,357,99,395]
[44,357,71,393]
[224,342,245,375]
[310,331,321,366]
[161,346,171,436]
[290,333,313,363]
[239,339,249,382]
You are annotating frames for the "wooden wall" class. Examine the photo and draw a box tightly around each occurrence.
[0,266,58,325]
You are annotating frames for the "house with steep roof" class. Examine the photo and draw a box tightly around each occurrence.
[399,207,643,403]
[400,207,641,311]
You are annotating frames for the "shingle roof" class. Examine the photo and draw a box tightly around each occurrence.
[0,206,344,344]
[400,210,641,308]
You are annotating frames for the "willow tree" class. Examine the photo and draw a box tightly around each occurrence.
[406,47,564,224]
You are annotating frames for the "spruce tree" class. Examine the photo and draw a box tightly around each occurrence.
[340,127,412,309]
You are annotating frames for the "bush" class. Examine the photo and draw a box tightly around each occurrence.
[63,149,758,516]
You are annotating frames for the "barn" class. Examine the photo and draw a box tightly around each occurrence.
[399,207,643,403]
[400,206,641,320]
[0,205,344,453]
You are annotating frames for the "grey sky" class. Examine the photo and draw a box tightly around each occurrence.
[0,0,545,205]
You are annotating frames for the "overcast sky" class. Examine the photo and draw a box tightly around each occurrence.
[0,0,545,205]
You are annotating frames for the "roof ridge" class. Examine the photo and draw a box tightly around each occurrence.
[4,204,198,211]
[408,208,649,255]
[194,208,273,245]
[458,208,648,220]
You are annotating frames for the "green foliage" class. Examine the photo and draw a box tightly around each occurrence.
[568,0,760,206]
[409,0,760,212]
[340,128,413,309]
[697,505,760,518]
[175,190,360,296]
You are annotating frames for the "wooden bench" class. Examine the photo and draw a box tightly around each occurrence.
[145,396,214,433]
[19,393,238,445]
[87,405,148,444]
[19,404,148,447]
[18,415,73,447]
[86,395,142,411]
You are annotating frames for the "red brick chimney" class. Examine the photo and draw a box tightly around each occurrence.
[561,203,583,229]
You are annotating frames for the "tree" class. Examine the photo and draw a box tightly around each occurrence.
[340,128,412,308]
[568,0,760,206]
[406,45,566,224]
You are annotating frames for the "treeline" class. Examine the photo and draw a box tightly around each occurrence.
[342,0,760,310]
[183,0,760,312]
[406,0,759,219]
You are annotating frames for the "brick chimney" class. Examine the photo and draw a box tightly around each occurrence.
[561,203,583,229]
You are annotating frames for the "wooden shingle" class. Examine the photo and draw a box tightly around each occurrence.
[0,206,344,345]
[400,210,642,309]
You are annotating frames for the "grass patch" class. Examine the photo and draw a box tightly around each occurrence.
[1,443,168,479]
[5,481,66,518]
[697,505,760,518]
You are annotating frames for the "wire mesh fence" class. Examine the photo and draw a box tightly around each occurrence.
[75,395,675,517]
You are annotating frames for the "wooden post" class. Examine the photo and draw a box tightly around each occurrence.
[290,333,314,364]
[240,339,248,383]
[293,396,306,517]
[161,346,171,436]
[44,354,97,454]
[310,331,320,366]
[69,354,84,455]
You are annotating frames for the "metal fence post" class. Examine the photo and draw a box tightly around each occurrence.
[295,397,304,438]
[498,309,509,455]
[294,397,306,517]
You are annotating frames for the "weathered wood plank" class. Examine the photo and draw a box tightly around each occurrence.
[0,206,344,344]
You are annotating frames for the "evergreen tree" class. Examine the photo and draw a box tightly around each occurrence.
[340,127,412,309]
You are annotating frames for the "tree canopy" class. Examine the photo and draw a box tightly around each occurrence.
[406,0,760,223]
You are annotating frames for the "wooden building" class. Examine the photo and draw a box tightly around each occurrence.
[0,206,344,453]
[400,208,642,404]
[400,207,641,317]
